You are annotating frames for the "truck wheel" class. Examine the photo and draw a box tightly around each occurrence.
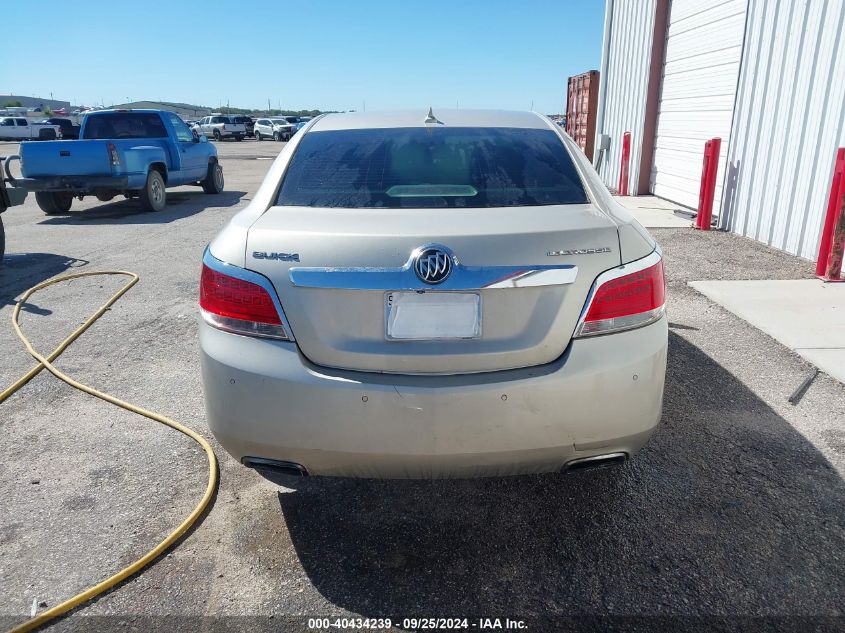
[202,162,224,194]
[0,216,5,264]
[235,135,243,142]
[139,170,166,212]
[273,131,280,142]
[35,192,73,215]
[256,132,262,141]
[213,130,221,141]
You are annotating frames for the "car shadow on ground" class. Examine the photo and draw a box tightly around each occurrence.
[260,332,845,620]
[36,190,246,225]
[0,252,87,312]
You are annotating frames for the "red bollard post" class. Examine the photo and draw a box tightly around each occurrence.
[695,140,713,229]
[617,132,631,196]
[695,138,721,230]
[816,148,845,281]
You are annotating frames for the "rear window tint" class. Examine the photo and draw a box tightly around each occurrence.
[82,113,167,139]
[276,127,588,208]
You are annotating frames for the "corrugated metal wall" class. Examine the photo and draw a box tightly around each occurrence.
[722,0,845,259]
[594,0,656,191]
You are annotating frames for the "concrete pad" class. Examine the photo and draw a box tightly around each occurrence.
[615,195,693,228]
[689,279,845,383]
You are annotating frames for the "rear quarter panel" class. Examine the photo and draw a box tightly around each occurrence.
[544,117,656,264]
[115,143,170,176]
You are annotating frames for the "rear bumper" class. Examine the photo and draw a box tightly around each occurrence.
[200,317,668,478]
[13,175,131,192]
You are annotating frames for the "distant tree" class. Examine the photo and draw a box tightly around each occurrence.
[3,100,23,107]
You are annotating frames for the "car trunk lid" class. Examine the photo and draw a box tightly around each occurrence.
[246,204,620,374]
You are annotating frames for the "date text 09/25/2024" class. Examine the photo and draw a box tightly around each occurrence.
[307,617,528,630]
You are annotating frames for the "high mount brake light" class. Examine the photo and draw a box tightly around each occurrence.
[199,264,288,340]
[574,253,665,338]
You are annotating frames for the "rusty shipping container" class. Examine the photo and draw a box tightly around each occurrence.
[566,70,599,159]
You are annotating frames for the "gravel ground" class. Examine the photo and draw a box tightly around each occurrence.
[0,139,843,632]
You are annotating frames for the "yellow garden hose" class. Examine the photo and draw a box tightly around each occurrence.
[1,271,219,632]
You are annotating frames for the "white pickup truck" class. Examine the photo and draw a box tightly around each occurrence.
[195,115,246,141]
[0,117,62,141]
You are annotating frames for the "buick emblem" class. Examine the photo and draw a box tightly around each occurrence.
[414,247,452,284]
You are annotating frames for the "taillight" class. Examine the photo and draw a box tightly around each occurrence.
[199,264,288,339]
[107,142,120,167]
[574,254,665,338]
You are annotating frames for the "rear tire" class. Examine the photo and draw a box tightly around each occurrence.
[273,131,280,142]
[139,170,166,212]
[35,191,73,215]
[235,135,243,142]
[213,129,221,141]
[256,132,262,141]
[201,162,224,194]
[0,216,5,264]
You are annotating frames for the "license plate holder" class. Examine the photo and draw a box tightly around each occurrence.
[385,291,481,340]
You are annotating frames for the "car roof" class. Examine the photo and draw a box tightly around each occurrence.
[310,109,549,132]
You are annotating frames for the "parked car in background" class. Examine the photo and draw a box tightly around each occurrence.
[41,117,80,140]
[254,118,295,141]
[199,109,668,479]
[196,115,246,141]
[6,109,224,214]
[229,115,254,137]
[0,117,61,141]
[280,115,301,135]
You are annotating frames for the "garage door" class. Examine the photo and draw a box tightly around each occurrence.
[650,0,747,210]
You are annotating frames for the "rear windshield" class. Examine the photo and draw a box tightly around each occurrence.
[276,127,588,208]
[82,113,167,139]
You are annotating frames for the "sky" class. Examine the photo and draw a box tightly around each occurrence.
[3,0,605,114]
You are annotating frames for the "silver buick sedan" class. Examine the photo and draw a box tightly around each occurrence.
[199,109,667,479]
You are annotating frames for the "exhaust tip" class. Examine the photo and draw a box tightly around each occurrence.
[562,452,627,474]
[242,457,309,477]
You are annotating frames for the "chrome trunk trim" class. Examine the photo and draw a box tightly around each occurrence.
[289,246,578,291]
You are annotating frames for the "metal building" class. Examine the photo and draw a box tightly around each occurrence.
[595,0,845,260]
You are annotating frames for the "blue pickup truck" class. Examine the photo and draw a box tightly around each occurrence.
[9,109,224,214]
